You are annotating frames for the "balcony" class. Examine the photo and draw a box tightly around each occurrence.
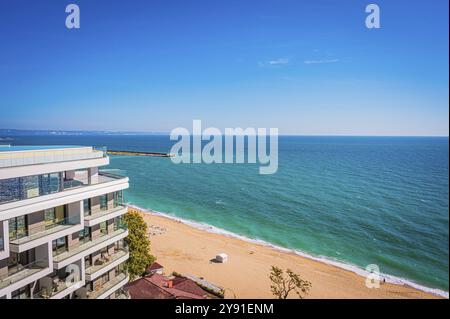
[84,205,127,227]
[53,223,128,267]
[0,259,49,291]
[114,288,130,299]
[33,272,84,299]
[9,216,81,249]
[85,247,129,281]
[87,271,129,299]
[0,172,127,206]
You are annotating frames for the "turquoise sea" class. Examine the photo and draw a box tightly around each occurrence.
[3,134,449,295]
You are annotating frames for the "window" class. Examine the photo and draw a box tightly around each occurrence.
[100,194,108,211]
[39,173,60,195]
[83,199,91,216]
[9,215,27,240]
[79,227,91,244]
[12,285,31,299]
[20,175,40,199]
[113,216,124,231]
[0,173,63,204]
[100,221,108,235]
[52,236,67,255]
[84,255,92,268]
[0,178,20,203]
[44,206,66,229]
[114,191,123,207]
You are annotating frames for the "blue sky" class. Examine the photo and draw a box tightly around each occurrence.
[0,0,448,135]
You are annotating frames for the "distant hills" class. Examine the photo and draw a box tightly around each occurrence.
[0,129,169,136]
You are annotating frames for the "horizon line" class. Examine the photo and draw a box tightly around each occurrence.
[0,128,448,138]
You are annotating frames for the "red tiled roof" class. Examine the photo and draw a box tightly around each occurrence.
[126,277,174,299]
[147,262,164,271]
[127,274,207,299]
[172,277,209,297]
[126,273,210,300]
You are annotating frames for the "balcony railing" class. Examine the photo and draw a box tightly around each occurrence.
[0,147,105,169]
[33,275,82,299]
[9,215,81,245]
[87,271,129,299]
[85,247,129,277]
[84,205,126,222]
[0,172,126,205]
[0,259,48,290]
[53,222,128,263]
[115,288,130,299]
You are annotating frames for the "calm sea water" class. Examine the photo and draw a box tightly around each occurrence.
[4,134,449,293]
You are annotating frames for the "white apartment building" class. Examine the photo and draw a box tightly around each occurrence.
[0,145,130,299]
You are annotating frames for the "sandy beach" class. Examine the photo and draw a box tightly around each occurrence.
[136,209,442,299]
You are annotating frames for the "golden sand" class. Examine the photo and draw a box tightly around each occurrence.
[136,210,440,299]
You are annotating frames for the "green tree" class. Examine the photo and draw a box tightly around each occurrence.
[124,210,156,280]
[269,266,311,299]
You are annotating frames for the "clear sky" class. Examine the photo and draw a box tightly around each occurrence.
[0,0,448,135]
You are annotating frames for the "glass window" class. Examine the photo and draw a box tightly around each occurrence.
[20,175,40,199]
[100,194,108,211]
[79,227,91,244]
[44,206,66,228]
[114,191,123,207]
[84,255,92,268]
[52,236,67,255]
[9,215,27,240]
[12,285,31,299]
[83,199,91,216]
[39,173,60,196]
[100,221,108,235]
[0,178,20,203]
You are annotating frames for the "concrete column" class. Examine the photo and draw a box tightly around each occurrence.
[65,170,75,180]
[109,269,115,281]
[34,243,49,266]
[27,211,45,236]
[90,197,100,215]
[89,167,99,185]
[107,219,114,234]
[67,201,82,224]
[91,224,100,240]
[68,232,79,251]
[107,193,114,210]
[107,244,115,256]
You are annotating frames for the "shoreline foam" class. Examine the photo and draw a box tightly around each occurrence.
[128,203,449,298]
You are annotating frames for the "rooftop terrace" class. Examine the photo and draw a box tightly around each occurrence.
[0,145,106,168]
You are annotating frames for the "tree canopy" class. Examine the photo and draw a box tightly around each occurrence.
[124,210,156,280]
[269,265,311,299]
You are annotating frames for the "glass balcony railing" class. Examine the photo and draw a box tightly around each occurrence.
[9,215,81,245]
[0,172,126,205]
[33,275,82,299]
[87,271,129,299]
[114,288,130,299]
[84,205,126,222]
[85,247,129,277]
[53,222,128,263]
[0,259,49,290]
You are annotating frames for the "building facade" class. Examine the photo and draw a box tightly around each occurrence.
[0,145,130,299]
